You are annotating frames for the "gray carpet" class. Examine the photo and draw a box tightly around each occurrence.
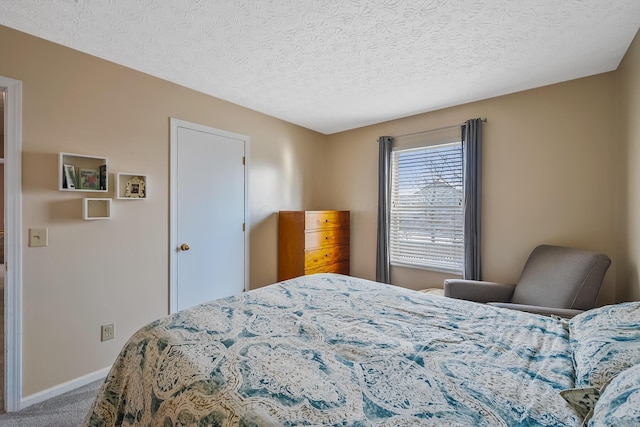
[0,379,103,427]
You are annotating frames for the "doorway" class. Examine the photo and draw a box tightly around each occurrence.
[1,76,23,413]
[169,118,249,313]
[1,87,4,411]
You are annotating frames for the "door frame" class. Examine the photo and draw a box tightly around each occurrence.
[1,76,23,412]
[168,118,249,314]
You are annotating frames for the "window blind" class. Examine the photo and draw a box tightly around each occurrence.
[390,142,464,273]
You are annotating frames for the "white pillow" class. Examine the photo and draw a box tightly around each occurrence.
[588,364,640,426]
[569,301,640,389]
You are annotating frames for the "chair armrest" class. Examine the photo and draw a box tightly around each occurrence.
[487,302,584,318]
[444,279,515,303]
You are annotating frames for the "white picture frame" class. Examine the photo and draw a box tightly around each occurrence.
[63,164,76,189]
[125,176,145,198]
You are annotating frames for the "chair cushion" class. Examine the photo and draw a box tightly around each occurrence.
[510,245,610,309]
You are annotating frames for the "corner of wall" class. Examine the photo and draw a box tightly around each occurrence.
[615,29,640,302]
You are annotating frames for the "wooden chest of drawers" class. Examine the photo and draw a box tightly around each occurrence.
[278,210,350,281]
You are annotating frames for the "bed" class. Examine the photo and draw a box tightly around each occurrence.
[83,273,640,426]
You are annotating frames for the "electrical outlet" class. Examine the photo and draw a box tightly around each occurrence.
[101,323,115,341]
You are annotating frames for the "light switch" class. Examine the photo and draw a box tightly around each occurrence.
[29,228,48,247]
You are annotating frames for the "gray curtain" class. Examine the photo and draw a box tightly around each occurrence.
[462,119,483,280]
[376,136,393,283]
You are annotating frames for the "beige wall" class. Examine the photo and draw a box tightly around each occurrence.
[324,75,619,300]
[0,25,327,396]
[616,31,640,302]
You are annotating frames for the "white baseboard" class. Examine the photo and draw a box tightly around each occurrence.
[19,366,111,410]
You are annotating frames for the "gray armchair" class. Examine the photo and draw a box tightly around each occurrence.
[444,244,611,318]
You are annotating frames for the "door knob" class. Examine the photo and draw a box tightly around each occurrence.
[180,243,190,251]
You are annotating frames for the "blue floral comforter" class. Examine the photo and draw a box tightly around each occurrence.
[83,273,579,426]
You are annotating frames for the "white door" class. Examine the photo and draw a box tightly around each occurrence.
[170,119,249,312]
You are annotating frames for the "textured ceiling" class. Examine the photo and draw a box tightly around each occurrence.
[0,1,639,134]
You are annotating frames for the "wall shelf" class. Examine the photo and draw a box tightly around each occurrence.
[116,173,147,199]
[59,152,108,192]
[83,198,112,220]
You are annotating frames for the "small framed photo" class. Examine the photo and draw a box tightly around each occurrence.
[125,176,146,198]
[78,168,99,190]
[63,164,77,189]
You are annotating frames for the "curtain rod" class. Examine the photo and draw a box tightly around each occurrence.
[394,118,487,139]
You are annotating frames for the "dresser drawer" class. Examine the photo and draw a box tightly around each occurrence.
[278,210,350,281]
[304,245,349,270]
[305,211,350,230]
[305,228,350,249]
[305,259,350,275]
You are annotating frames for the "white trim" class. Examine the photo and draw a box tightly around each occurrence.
[169,119,179,314]
[243,137,250,296]
[169,118,250,314]
[20,366,109,409]
[1,76,23,412]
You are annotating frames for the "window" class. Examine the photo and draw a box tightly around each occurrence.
[390,140,463,273]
